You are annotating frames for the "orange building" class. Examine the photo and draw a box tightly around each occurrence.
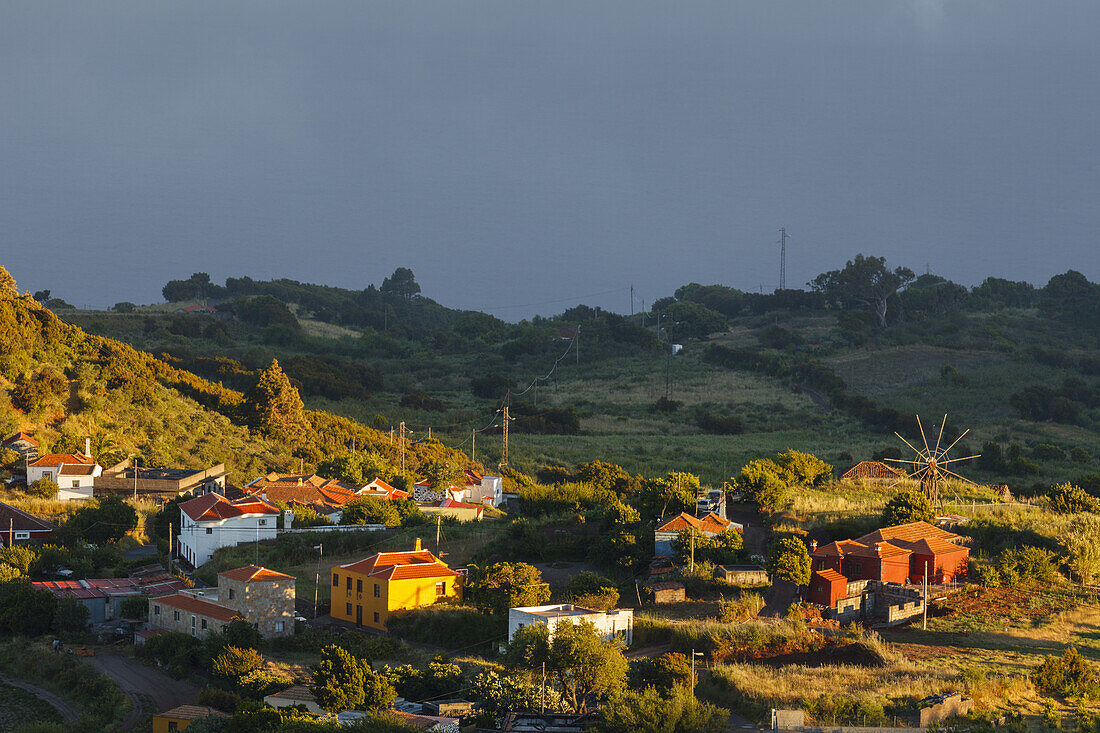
[330,539,461,630]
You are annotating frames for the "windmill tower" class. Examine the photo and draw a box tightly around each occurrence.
[885,415,980,508]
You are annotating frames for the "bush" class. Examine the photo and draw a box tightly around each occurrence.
[766,537,811,586]
[695,409,744,435]
[1032,647,1098,699]
[1072,447,1092,464]
[399,392,445,412]
[341,497,400,527]
[386,606,503,650]
[196,686,242,713]
[718,593,765,622]
[998,546,1058,584]
[1032,443,1067,461]
[882,490,935,525]
[25,477,59,499]
[1048,483,1098,514]
[564,572,620,611]
[212,646,265,681]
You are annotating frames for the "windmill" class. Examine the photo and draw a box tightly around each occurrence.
[884,415,980,508]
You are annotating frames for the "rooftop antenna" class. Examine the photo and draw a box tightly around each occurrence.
[778,227,788,291]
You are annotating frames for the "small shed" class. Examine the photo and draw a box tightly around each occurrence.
[650,581,686,604]
[152,705,227,733]
[841,461,905,481]
[264,685,325,716]
[808,569,848,607]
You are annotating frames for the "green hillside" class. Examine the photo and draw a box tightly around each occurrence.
[51,265,1100,490]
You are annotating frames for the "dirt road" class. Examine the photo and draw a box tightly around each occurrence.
[89,652,199,731]
[0,674,81,723]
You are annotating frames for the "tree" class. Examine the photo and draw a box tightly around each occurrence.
[575,461,634,494]
[662,300,727,340]
[388,657,463,701]
[469,669,562,720]
[120,594,148,620]
[26,477,59,500]
[1065,515,1100,585]
[244,360,311,442]
[0,266,14,293]
[882,490,935,526]
[628,652,692,692]
[564,572,619,611]
[54,596,90,633]
[380,268,421,301]
[467,562,549,615]
[597,686,728,733]
[0,580,57,635]
[1048,483,1098,514]
[545,621,629,713]
[341,497,400,527]
[775,450,833,486]
[32,290,51,303]
[212,647,265,682]
[420,459,465,492]
[632,473,697,522]
[112,301,136,313]
[593,501,646,571]
[810,254,916,328]
[362,664,397,712]
[766,537,811,586]
[311,645,367,713]
[65,495,138,544]
[733,459,788,514]
[11,369,67,412]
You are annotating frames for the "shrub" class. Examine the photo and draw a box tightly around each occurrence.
[695,409,744,435]
[341,497,400,527]
[1032,647,1098,699]
[1071,447,1092,464]
[399,392,445,412]
[196,686,242,713]
[1048,483,1098,514]
[212,646,265,681]
[25,478,59,500]
[882,490,935,525]
[565,572,620,611]
[386,606,503,650]
[998,546,1058,584]
[766,537,811,586]
[718,593,765,622]
[733,460,787,514]
[1032,443,1067,461]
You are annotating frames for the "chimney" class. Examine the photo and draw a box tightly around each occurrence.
[85,438,92,460]
[414,538,422,551]
[875,544,882,555]
[809,539,817,552]
[297,477,303,486]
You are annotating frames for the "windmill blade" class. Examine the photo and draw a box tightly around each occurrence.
[916,414,932,456]
[886,468,922,491]
[938,428,971,457]
[883,458,930,465]
[939,466,979,487]
[894,432,926,459]
[934,414,947,456]
[938,454,980,466]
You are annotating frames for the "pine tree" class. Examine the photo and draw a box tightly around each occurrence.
[245,359,311,441]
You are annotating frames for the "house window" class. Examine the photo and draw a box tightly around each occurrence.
[191,616,196,635]
[275,621,284,632]
[201,619,207,630]
[346,577,352,591]
[373,584,380,598]
[356,579,362,593]
[346,603,353,616]
[229,589,235,600]
[435,582,446,596]
[71,480,79,488]
[258,519,267,526]
[332,574,339,587]
[373,612,379,623]
[174,611,180,621]
[206,528,213,534]
[154,605,160,616]
[13,531,29,540]
[168,723,179,732]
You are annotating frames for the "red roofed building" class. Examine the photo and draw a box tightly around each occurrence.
[654,512,743,556]
[418,498,485,522]
[216,565,296,638]
[412,469,503,507]
[357,478,410,501]
[811,521,969,585]
[149,593,242,637]
[2,432,39,462]
[808,569,849,606]
[27,449,102,501]
[0,501,55,546]
[243,472,361,521]
[177,493,280,568]
[331,539,461,630]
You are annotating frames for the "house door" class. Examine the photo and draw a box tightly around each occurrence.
[355,605,362,626]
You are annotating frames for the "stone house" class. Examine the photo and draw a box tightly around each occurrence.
[216,565,295,638]
[149,593,242,638]
[649,581,686,604]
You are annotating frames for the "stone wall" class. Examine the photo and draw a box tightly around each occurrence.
[218,577,295,638]
[148,599,229,638]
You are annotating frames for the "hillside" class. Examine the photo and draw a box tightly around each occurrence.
[0,267,471,484]
[52,266,1100,490]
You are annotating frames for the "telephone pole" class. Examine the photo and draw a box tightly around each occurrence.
[399,421,406,476]
[499,407,512,469]
[630,284,634,316]
[778,227,788,291]
[471,428,476,463]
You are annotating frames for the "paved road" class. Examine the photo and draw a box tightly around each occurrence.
[0,674,81,724]
[90,652,199,731]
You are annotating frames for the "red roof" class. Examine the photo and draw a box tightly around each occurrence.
[179,493,279,522]
[813,569,847,583]
[848,541,911,559]
[0,502,56,533]
[338,549,459,581]
[58,463,97,476]
[812,539,866,557]
[2,432,38,447]
[656,512,732,534]
[245,473,359,508]
[855,521,961,547]
[909,537,969,556]
[218,565,294,582]
[153,593,241,623]
[29,453,93,468]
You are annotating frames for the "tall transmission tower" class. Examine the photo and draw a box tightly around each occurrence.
[778,227,788,291]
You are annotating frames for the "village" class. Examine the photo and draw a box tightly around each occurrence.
[1,420,1068,733]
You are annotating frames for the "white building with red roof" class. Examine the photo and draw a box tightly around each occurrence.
[653,511,742,557]
[177,493,281,568]
[412,469,502,507]
[0,501,56,546]
[27,448,102,501]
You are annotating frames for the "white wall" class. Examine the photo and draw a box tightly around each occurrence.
[508,605,633,645]
[178,511,278,568]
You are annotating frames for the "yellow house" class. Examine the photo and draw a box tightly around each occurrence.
[330,539,461,629]
[152,705,228,732]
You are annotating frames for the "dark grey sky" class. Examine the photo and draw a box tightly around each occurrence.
[2,1,1097,319]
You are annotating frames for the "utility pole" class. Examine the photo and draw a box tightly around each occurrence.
[690,530,695,572]
[314,543,323,620]
[923,561,929,631]
[399,422,406,476]
[575,326,580,365]
[9,517,13,548]
[630,284,634,316]
[471,429,476,463]
[436,515,442,552]
[168,523,173,575]
[541,661,547,714]
[778,227,788,291]
[499,407,511,469]
[428,426,432,440]
[389,427,394,445]
[132,455,139,501]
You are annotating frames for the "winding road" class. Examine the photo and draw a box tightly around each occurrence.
[0,674,81,724]
[89,652,199,732]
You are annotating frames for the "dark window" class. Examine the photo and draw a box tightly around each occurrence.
[346,603,352,615]
[373,612,379,623]
[174,611,180,621]
[435,581,445,596]
[154,605,160,616]
[201,619,207,630]
[346,576,352,590]
[206,528,213,534]
[229,589,235,600]
[332,574,339,587]
[356,579,362,593]
[373,584,380,598]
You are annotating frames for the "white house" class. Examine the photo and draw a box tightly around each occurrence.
[508,604,633,646]
[26,451,102,501]
[177,493,280,568]
[412,470,503,507]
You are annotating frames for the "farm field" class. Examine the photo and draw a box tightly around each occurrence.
[0,680,64,731]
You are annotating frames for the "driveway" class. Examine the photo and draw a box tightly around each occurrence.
[89,652,199,731]
[0,674,81,724]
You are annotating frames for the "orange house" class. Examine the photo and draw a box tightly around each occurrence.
[330,539,461,630]
[808,569,848,606]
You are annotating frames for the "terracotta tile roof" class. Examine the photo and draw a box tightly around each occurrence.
[28,453,93,468]
[813,540,867,557]
[157,705,229,721]
[179,493,279,522]
[153,593,241,623]
[656,512,732,534]
[813,569,847,583]
[0,502,56,533]
[2,432,38,446]
[909,537,969,556]
[218,565,294,583]
[338,549,458,580]
[848,541,911,559]
[58,463,97,476]
[855,521,960,547]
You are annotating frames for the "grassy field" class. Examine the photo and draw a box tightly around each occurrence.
[0,681,63,731]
